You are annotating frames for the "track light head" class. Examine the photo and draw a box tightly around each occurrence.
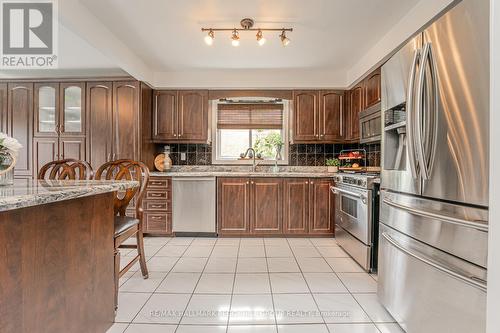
[231,29,240,47]
[256,29,266,46]
[204,29,215,45]
[280,30,290,46]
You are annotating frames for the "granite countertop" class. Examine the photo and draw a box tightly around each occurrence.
[150,165,336,178]
[0,180,139,212]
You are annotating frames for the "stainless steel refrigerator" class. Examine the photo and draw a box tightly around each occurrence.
[378,0,489,332]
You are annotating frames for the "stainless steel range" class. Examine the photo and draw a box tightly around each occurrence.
[331,173,379,272]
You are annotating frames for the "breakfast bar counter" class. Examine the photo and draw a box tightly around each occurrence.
[0,180,138,333]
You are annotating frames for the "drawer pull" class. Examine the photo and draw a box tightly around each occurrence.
[150,193,163,197]
[150,205,163,208]
[150,216,163,220]
[150,182,164,186]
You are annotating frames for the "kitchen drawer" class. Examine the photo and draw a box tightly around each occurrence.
[145,190,171,200]
[144,200,171,212]
[145,212,172,234]
[148,177,171,189]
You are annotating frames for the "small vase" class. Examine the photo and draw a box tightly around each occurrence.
[327,166,338,173]
[0,152,15,186]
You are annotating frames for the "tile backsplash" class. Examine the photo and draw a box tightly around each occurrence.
[154,142,381,167]
[155,144,212,166]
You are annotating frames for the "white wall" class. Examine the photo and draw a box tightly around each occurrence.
[153,68,347,89]
[487,0,500,331]
[346,0,455,86]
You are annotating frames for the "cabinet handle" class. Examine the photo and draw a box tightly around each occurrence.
[151,216,163,220]
[310,181,314,184]
[174,134,177,137]
[150,204,163,208]
[150,193,163,197]
[251,181,254,184]
[305,181,309,184]
[150,182,163,186]
[246,181,249,185]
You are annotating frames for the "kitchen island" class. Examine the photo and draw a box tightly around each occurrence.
[0,180,138,333]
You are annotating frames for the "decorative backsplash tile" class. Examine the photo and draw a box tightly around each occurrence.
[154,142,381,167]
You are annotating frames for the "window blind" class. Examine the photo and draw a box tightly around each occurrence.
[217,103,283,129]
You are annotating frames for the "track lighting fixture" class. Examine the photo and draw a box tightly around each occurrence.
[204,29,214,45]
[201,18,292,47]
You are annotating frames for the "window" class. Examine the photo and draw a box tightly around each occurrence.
[213,101,289,164]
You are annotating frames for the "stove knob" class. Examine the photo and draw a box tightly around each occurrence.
[357,179,363,186]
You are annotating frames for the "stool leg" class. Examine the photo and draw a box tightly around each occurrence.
[114,249,120,311]
[137,229,149,279]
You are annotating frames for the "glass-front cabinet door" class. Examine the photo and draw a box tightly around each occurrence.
[34,83,59,136]
[60,82,85,136]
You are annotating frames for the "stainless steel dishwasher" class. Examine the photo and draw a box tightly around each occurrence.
[172,177,216,235]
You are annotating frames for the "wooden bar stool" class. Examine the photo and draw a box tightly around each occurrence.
[95,159,150,310]
[38,159,93,180]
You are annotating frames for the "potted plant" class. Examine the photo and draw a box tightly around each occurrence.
[0,132,22,186]
[326,158,340,173]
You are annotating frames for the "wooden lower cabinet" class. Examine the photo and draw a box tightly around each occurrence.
[142,176,172,235]
[283,178,310,234]
[217,178,250,235]
[218,177,334,236]
[250,178,283,235]
[308,178,335,235]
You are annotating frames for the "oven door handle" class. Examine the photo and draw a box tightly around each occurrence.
[330,186,367,204]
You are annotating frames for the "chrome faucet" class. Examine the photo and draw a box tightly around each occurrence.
[243,147,258,172]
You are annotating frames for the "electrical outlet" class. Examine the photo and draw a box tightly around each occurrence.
[180,152,186,161]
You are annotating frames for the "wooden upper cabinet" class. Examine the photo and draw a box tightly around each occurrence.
[217,178,250,235]
[309,178,335,235]
[319,90,344,141]
[86,82,113,168]
[152,89,208,143]
[250,178,283,234]
[8,83,33,177]
[346,84,363,141]
[283,178,309,234]
[113,81,140,160]
[0,84,7,133]
[364,68,381,109]
[60,82,85,136]
[178,90,208,142]
[34,83,59,137]
[153,90,177,141]
[293,90,318,142]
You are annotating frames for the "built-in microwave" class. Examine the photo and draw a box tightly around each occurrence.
[359,103,381,144]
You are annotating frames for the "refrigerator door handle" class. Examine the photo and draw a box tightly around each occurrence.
[416,42,439,180]
[383,197,488,232]
[415,43,431,180]
[406,48,421,179]
[426,42,440,179]
[381,232,487,291]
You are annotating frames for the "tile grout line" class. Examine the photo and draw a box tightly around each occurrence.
[125,237,192,330]
[285,238,330,331]
[226,237,242,333]
[263,239,279,332]
[118,236,177,332]
[311,239,382,332]
[173,238,217,332]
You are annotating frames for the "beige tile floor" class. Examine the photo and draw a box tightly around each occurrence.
[108,237,404,333]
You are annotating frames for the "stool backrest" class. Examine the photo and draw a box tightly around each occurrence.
[38,159,93,180]
[95,159,150,217]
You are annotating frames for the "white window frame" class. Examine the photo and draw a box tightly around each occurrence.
[211,98,289,165]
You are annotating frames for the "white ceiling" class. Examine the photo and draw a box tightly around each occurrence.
[79,0,419,73]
